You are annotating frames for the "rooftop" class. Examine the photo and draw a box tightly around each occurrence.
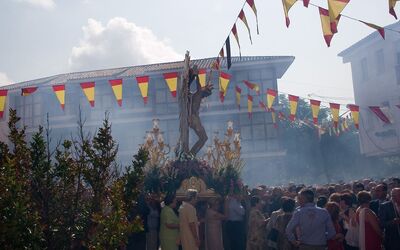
[338,21,400,62]
[1,56,294,90]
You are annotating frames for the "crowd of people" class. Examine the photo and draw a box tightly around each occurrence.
[128,177,400,250]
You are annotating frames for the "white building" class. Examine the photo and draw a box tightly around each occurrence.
[338,21,400,156]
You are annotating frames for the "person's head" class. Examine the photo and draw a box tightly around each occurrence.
[164,193,177,209]
[298,188,315,206]
[326,202,340,222]
[251,196,262,209]
[353,182,365,194]
[329,193,341,203]
[391,188,400,205]
[339,193,353,210]
[392,178,400,188]
[374,183,388,201]
[186,189,198,204]
[317,196,328,208]
[282,197,295,213]
[357,191,372,206]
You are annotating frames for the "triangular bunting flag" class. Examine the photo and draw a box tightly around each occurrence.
[369,106,391,124]
[219,72,231,103]
[246,0,259,34]
[389,0,398,19]
[239,9,253,44]
[52,84,66,110]
[288,94,299,121]
[80,82,95,107]
[266,89,277,110]
[310,99,321,125]
[303,0,310,7]
[219,48,225,58]
[136,76,149,104]
[231,24,241,57]
[198,69,207,87]
[271,109,278,128]
[236,85,242,110]
[329,103,340,128]
[282,0,298,27]
[330,14,341,34]
[319,7,334,47]
[21,87,38,96]
[328,0,350,24]
[226,36,232,70]
[109,79,123,106]
[243,80,260,95]
[0,90,8,118]
[347,104,359,129]
[163,72,178,98]
[259,101,268,111]
[360,21,385,39]
[248,95,253,118]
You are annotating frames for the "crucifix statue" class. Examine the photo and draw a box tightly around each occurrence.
[177,51,213,158]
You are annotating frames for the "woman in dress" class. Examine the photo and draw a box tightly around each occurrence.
[205,198,226,250]
[246,196,267,250]
[356,191,382,250]
[326,202,345,250]
[160,194,180,250]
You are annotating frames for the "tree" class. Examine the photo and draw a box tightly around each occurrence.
[0,109,44,249]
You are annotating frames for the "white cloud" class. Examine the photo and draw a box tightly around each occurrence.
[68,17,182,71]
[0,72,12,86]
[15,0,56,10]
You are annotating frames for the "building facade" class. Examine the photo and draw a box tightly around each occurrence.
[338,21,400,157]
[0,56,294,185]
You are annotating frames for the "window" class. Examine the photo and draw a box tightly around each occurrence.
[360,58,368,81]
[376,50,384,75]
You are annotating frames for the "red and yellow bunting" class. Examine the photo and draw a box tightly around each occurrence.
[360,21,385,39]
[370,106,391,124]
[136,76,149,104]
[52,84,65,110]
[243,80,260,95]
[80,82,95,107]
[310,99,321,125]
[389,0,398,19]
[0,90,8,118]
[21,87,38,96]
[231,24,241,56]
[259,101,267,111]
[246,0,259,34]
[198,69,207,88]
[347,104,359,129]
[282,0,298,27]
[163,72,178,98]
[271,109,278,128]
[319,7,334,47]
[219,72,231,103]
[266,89,277,110]
[239,9,253,44]
[328,0,350,23]
[109,79,123,106]
[236,85,242,109]
[288,94,299,121]
[329,103,340,128]
[248,95,253,118]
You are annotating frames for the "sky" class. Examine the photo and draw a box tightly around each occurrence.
[0,0,397,103]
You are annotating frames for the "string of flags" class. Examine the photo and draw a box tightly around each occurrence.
[211,0,400,71]
[1,70,399,138]
[231,76,400,136]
